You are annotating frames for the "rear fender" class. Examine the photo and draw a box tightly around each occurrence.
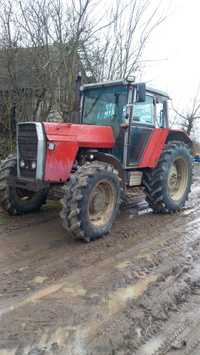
[139,128,192,169]
[166,130,192,147]
[138,128,169,168]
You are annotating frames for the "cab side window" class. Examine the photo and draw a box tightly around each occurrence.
[132,95,154,125]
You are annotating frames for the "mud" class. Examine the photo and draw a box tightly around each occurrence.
[1,165,200,354]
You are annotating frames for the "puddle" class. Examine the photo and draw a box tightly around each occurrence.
[136,336,163,355]
[181,207,196,216]
[115,260,132,270]
[63,286,87,297]
[138,208,152,216]
[0,280,87,319]
[106,274,158,314]
[47,326,70,347]
[54,274,160,350]
[136,252,155,261]
[128,207,151,217]
[0,272,159,354]
[0,281,66,318]
[32,276,48,284]
[186,216,200,227]
[0,350,16,355]
[19,266,29,272]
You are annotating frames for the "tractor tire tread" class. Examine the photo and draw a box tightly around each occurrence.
[0,154,48,215]
[143,142,192,213]
[60,161,122,242]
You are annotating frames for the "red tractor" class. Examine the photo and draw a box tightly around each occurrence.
[0,79,193,241]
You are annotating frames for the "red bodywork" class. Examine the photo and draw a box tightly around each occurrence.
[43,123,191,182]
[139,128,191,168]
[138,128,169,168]
[43,123,115,182]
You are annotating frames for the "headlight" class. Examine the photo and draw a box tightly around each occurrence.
[48,142,56,151]
[31,161,37,170]
[20,159,25,168]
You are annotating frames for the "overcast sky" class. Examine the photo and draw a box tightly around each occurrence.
[142,0,200,111]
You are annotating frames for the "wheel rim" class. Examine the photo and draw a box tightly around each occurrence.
[167,157,189,201]
[88,179,117,227]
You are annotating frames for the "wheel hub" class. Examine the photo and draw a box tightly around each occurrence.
[88,180,116,227]
[168,158,189,201]
[168,165,178,192]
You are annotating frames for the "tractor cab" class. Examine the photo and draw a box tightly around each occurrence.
[81,80,170,167]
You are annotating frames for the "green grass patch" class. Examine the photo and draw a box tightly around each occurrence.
[0,214,10,225]
[42,200,61,212]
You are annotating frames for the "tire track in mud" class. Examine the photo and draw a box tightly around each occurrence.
[1,172,200,354]
[135,292,200,355]
[131,210,200,355]
[1,206,200,355]
[0,206,193,311]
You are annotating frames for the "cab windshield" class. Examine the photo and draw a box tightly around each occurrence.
[82,85,128,129]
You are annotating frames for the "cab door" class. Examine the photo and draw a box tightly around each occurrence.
[127,95,155,166]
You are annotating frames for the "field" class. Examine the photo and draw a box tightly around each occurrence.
[1,166,200,355]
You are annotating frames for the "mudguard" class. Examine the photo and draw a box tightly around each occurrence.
[138,128,192,169]
[43,123,115,182]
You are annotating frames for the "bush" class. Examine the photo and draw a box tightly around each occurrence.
[0,134,15,161]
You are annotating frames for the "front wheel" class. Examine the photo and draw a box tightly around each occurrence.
[143,142,193,213]
[0,155,48,215]
[60,161,121,242]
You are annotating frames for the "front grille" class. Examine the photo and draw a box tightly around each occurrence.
[18,123,38,178]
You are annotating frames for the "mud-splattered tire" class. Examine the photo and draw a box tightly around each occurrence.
[0,154,48,215]
[143,142,192,213]
[60,161,121,242]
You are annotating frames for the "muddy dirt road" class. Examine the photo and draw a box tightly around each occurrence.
[1,167,200,355]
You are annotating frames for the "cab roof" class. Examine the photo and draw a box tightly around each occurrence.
[81,79,170,100]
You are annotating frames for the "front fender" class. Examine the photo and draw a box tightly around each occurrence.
[82,151,125,182]
[44,141,78,182]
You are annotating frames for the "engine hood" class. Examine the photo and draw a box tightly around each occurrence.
[43,122,115,148]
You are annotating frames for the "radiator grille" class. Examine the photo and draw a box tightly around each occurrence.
[18,123,38,178]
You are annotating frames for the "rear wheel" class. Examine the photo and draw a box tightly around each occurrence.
[143,142,192,213]
[60,161,121,242]
[0,154,48,215]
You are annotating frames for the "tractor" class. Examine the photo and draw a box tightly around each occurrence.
[0,79,193,242]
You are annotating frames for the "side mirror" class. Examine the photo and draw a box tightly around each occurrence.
[136,83,146,102]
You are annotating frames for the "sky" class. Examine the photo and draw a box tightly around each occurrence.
[142,0,200,112]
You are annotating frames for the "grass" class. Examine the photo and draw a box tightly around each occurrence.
[43,200,61,211]
[0,213,10,225]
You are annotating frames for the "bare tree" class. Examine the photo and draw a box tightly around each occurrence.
[0,0,93,124]
[82,0,167,81]
[0,0,167,128]
[172,85,200,136]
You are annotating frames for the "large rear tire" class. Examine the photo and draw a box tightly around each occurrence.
[60,161,121,242]
[0,154,48,215]
[143,142,192,213]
